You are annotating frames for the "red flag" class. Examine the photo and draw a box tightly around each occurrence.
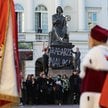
[0,0,20,107]
[99,74,108,108]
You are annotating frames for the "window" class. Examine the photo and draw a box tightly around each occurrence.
[18,42,33,60]
[15,4,24,33]
[87,7,101,29]
[35,5,48,33]
[88,12,97,29]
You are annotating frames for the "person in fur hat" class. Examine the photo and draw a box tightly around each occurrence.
[79,25,108,108]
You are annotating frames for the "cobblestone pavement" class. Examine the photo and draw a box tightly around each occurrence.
[16,105,79,108]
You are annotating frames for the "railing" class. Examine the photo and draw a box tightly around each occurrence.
[18,32,49,42]
[35,33,49,41]
[18,32,26,41]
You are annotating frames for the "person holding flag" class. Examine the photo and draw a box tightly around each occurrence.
[0,0,20,107]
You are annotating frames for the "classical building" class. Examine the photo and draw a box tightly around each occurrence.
[14,0,108,78]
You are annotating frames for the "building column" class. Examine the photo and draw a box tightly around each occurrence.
[25,0,34,32]
[55,0,61,11]
[78,0,86,31]
[101,0,108,28]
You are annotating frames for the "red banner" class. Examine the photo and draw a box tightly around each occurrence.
[0,0,20,107]
[100,74,108,108]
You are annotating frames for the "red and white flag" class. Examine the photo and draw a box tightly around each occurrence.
[99,74,108,108]
[0,0,20,107]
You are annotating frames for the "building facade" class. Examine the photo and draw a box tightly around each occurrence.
[14,0,108,78]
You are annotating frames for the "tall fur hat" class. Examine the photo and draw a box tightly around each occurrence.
[91,25,108,43]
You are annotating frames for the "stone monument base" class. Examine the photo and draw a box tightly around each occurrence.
[49,42,74,69]
[48,68,73,77]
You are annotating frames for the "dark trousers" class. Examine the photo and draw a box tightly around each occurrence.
[44,67,49,76]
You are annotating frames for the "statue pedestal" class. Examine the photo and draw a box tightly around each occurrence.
[49,42,74,70]
[48,68,73,77]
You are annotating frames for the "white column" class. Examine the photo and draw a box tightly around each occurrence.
[55,0,61,11]
[101,0,108,28]
[78,0,85,31]
[24,0,34,32]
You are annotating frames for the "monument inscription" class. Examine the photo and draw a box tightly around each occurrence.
[49,44,74,69]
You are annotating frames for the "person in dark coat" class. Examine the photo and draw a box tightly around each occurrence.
[69,71,81,104]
[25,74,32,105]
[36,72,48,104]
[30,74,37,105]
[73,47,81,73]
[46,74,55,104]
[42,48,49,76]
[54,75,63,105]
[62,74,69,104]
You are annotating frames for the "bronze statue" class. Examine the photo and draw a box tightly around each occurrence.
[49,6,69,45]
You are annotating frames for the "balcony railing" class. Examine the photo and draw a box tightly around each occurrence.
[18,32,26,41]
[35,33,49,41]
[18,32,49,42]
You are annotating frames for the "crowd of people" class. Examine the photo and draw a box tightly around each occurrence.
[20,71,81,105]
